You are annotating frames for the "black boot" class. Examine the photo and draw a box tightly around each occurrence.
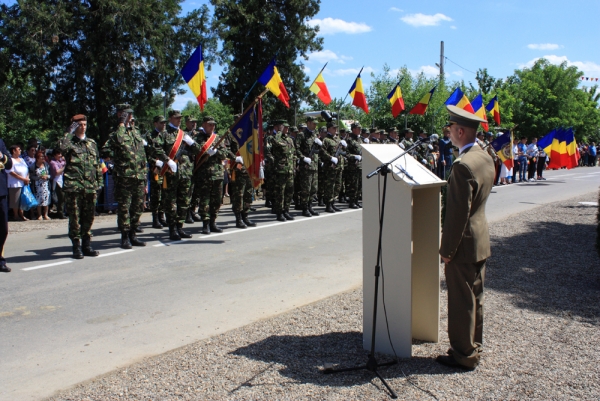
[331,201,342,212]
[325,202,335,213]
[121,231,132,249]
[276,213,286,222]
[348,201,359,209]
[283,210,295,220]
[242,211,256,227]
[308,202,320,216]
[72,239,84,259]
[185,210,194,224]
[265,199,272,208]
[158,212,168,227]
[135,226,144,233]
[201,220,210,234]
[169,225,181,241]
[210,218,223,233]
[302,205,312,217]
[318,197,325,207]
[152,212,163,229]
[191,210,202,222]
[235,212,247,229]
[129,230,146,246]
[177,223,192,238]
[82,236,99,256]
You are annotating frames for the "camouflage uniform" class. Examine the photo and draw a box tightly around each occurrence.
[320,131,345,209]
[345,132,362,208]
[262,130,276,206]
[295,127,320,213]
[228,137,254,215]
[266,130,295,218]
[195,129,227,223]
[146,127,166,218]
[102,125,147,232]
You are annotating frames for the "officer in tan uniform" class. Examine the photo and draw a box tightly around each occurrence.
[437,105,495,371]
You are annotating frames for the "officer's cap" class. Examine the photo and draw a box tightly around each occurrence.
[185,116,198,122]
[116,103,131,112]
[379,129,386,135]
[71,114,87,122]
[153,115,167,123]
[272,119,286,126]
[168,110,183,118]
[306,116,317,123]
[446,105,486,129]
[202,116,216,124]
[389,127,398,132]
[361,128,368,134]
[351,122,361,130]
[339,128,346,133]
[326,122,338,129]
[369,128,378,134]
[292,127,299,133]
[404,128,414,134]
[283,122,290,128]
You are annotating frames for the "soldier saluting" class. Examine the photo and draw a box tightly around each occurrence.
[57,114,104,259]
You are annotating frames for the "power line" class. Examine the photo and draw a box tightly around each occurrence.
[445,57,478,75]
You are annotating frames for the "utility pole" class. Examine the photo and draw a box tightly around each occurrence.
[439,41,445,77]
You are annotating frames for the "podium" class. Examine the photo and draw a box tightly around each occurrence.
[361,144,446,358]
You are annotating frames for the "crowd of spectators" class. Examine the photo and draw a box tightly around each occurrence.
[579,142,597,167]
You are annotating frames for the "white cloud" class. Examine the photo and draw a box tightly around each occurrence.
[389,7,403,12]
[401,13,452,27]
[408,65,440,77]
[527,43,563,50]
[450,25,457,30]
[302,65,311,73]
[326,67,375,77]
[172,96,195,110]
[520,55,600,77]
[307,50,353,64]
[307,18,372,35]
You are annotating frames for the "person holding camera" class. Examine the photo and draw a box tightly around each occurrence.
[56,114,104,259]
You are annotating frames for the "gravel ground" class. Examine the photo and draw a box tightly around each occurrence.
[48,192,600,400]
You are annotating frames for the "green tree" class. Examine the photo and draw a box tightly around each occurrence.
[182,98,234,133]
[1,0,218,145]
[211,0,323,123]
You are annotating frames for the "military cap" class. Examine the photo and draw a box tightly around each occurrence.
[369,128,378,134]
[326,121,338,129]
[318,126,327,132]
[169,110,183,118]
[389,126,398,132]
[351,122,361,129]
[361,128,368,134]
[404,128,414,134]
[486,132,494,137]
[71,114,87,122]
[442,124,451,131]
[116,103,130,111]
[420,129,428,135]
[446,105,486,129]
[185,116,198,122]
[339,128,346,133]
[202,115,216,124]
[272,119,286,126]
[291,127,299,133]
[306,116,318,122]
[299,124,307,129]
[153,115,167,123]
[379,129,386,135]
[477,131,484,137]
[283,122,290,128]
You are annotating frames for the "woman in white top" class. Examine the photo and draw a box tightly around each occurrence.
[7,145,30,221]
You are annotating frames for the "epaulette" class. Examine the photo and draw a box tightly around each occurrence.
[453,157,462,164]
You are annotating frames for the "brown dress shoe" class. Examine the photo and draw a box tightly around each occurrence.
[435,355,475,371]
[0,264,11,273]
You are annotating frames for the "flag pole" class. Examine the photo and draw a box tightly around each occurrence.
[241,80,259,114]
[339,66,365,124]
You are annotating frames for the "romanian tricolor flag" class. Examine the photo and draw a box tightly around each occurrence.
[348,73,369,113]
[258,58,290,108]
[445,87,475,113]
[387,82,405,118]
[230,98,265,188]
[181,45,208,111]
[486,95,501,126]
[409,85,436,115]
[491,131,514,169]
[100,160,108,174]
[309,71,332,105]
[470,94,489,132]
[542,128,579,169]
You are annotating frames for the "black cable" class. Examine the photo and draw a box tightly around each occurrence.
[444,57,477,75]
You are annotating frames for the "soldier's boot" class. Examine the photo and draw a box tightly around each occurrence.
[209,218,223,233]
[135,226,144,233]
[265,199,272,208]
[201,220,211,235]
[301,204,312,218]
[185,210,194,224]
[191,209,203,222]
[325,202,335,213]
[348,200,359,209]
[241,212,256,227]
[120,231,133,249]
[283,210,295,221]
[72,239,84,260]
[176,223,192,239]
[169,225,181,241]
[318,197,325,207]
[152,213,163,229]
[331,201,342,212]
[275,212,286,222]
[294,199,302,210]
[308,202,320,216]
[129,229,147,247]
[158,212,168,227]
[82,236,100,257]
[235,212,247,229]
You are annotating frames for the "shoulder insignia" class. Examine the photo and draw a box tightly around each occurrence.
[453,157,462,164]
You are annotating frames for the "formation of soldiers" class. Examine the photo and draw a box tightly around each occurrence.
[56,103,458,259]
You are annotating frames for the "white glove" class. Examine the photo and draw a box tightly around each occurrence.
[235,156,243,164]
[421,159,427,165]
[364,138,369,144]
[167,159,177,173]
[143,139,148,146]
[331,157,338,165]
[207,147,217,156]
[155,160,164,168]
[303,157,311,164]
[340,140,347,147]
[354,155,362,161]
[314,138,322,146]
[183,134,194,146]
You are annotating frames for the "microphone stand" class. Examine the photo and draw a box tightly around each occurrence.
[323,140,428,399]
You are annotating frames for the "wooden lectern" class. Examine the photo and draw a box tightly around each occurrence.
[361,144,446,358]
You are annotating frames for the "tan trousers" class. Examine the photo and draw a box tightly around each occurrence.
[445,259,485,369]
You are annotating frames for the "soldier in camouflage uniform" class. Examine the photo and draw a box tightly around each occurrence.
[320,122,347,213]
[151,110,200,240]
[369,128,380,143]
[415,129,432,169]
[57,114,104,259]
[316,126,327,206]
[262,123,277,209]
[360,128,370,144]
[338,128,349,202]
[401,128,416,152]
[183,116,204,224]
[265,119,296,221]
[388,127,399,144]
[295,116,322,217]
[194,116,228,234]
[102,105,147,249]
[345,122,363,209]
[146,115,168,229]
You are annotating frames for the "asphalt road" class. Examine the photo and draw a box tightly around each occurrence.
[1,167,598,400]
